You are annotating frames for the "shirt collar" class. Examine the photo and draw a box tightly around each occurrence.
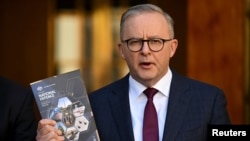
[129,68,172,99]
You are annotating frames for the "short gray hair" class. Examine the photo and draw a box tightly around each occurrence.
[120,4,175,40]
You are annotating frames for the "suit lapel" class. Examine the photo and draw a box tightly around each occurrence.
[162,72,191,141]
[107,75,135,141]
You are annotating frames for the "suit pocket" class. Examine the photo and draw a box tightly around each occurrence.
[176,125,207,141]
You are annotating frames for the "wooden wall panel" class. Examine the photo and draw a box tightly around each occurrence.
[187,0,244,124]
[0,0,53,87]
[90,0,114,91]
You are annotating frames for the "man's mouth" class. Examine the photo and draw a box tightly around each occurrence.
[140,62,152,68]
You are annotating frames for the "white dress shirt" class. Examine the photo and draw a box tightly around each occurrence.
[129,68,172,141]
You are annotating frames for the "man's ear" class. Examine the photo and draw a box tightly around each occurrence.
[118,43,125,59]
[170,39,178,58]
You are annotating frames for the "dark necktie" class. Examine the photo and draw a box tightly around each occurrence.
[143,87,159,141]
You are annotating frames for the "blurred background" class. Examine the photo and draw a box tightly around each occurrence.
[0,0,249,124]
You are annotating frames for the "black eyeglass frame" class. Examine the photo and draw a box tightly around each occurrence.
[122,38,173,52]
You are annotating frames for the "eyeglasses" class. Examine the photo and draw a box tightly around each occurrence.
[122,38,173,52]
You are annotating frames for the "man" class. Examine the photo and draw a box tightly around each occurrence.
[0,76,37,140]
[36,3,230,141]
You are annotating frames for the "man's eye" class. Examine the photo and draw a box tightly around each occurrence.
[129,40,140,44]
[151,39,161,44]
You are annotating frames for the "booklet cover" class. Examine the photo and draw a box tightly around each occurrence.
[30,69,100,141]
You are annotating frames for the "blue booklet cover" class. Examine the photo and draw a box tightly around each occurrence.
[30,69,100,141]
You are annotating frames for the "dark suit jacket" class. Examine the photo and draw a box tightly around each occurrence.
[0,77,37,141]
[89,71,231,141]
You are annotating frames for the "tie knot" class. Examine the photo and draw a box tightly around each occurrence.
[143,88,158,99]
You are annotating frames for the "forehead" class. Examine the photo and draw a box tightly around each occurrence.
[122,12,170,38]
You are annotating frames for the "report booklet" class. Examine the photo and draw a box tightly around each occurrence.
[30,69,100,141]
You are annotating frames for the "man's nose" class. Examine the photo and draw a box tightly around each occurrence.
[141,40,151,53]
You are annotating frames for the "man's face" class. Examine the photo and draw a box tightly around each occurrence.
[118,12,178,87]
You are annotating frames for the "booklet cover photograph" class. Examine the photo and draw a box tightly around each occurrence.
[30,69,100,141]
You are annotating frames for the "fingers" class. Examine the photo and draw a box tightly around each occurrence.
[36,130,65,141]
[37,119,56,131]
[36,119,65,141]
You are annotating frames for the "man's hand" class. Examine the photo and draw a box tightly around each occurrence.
[36,119,65,141]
